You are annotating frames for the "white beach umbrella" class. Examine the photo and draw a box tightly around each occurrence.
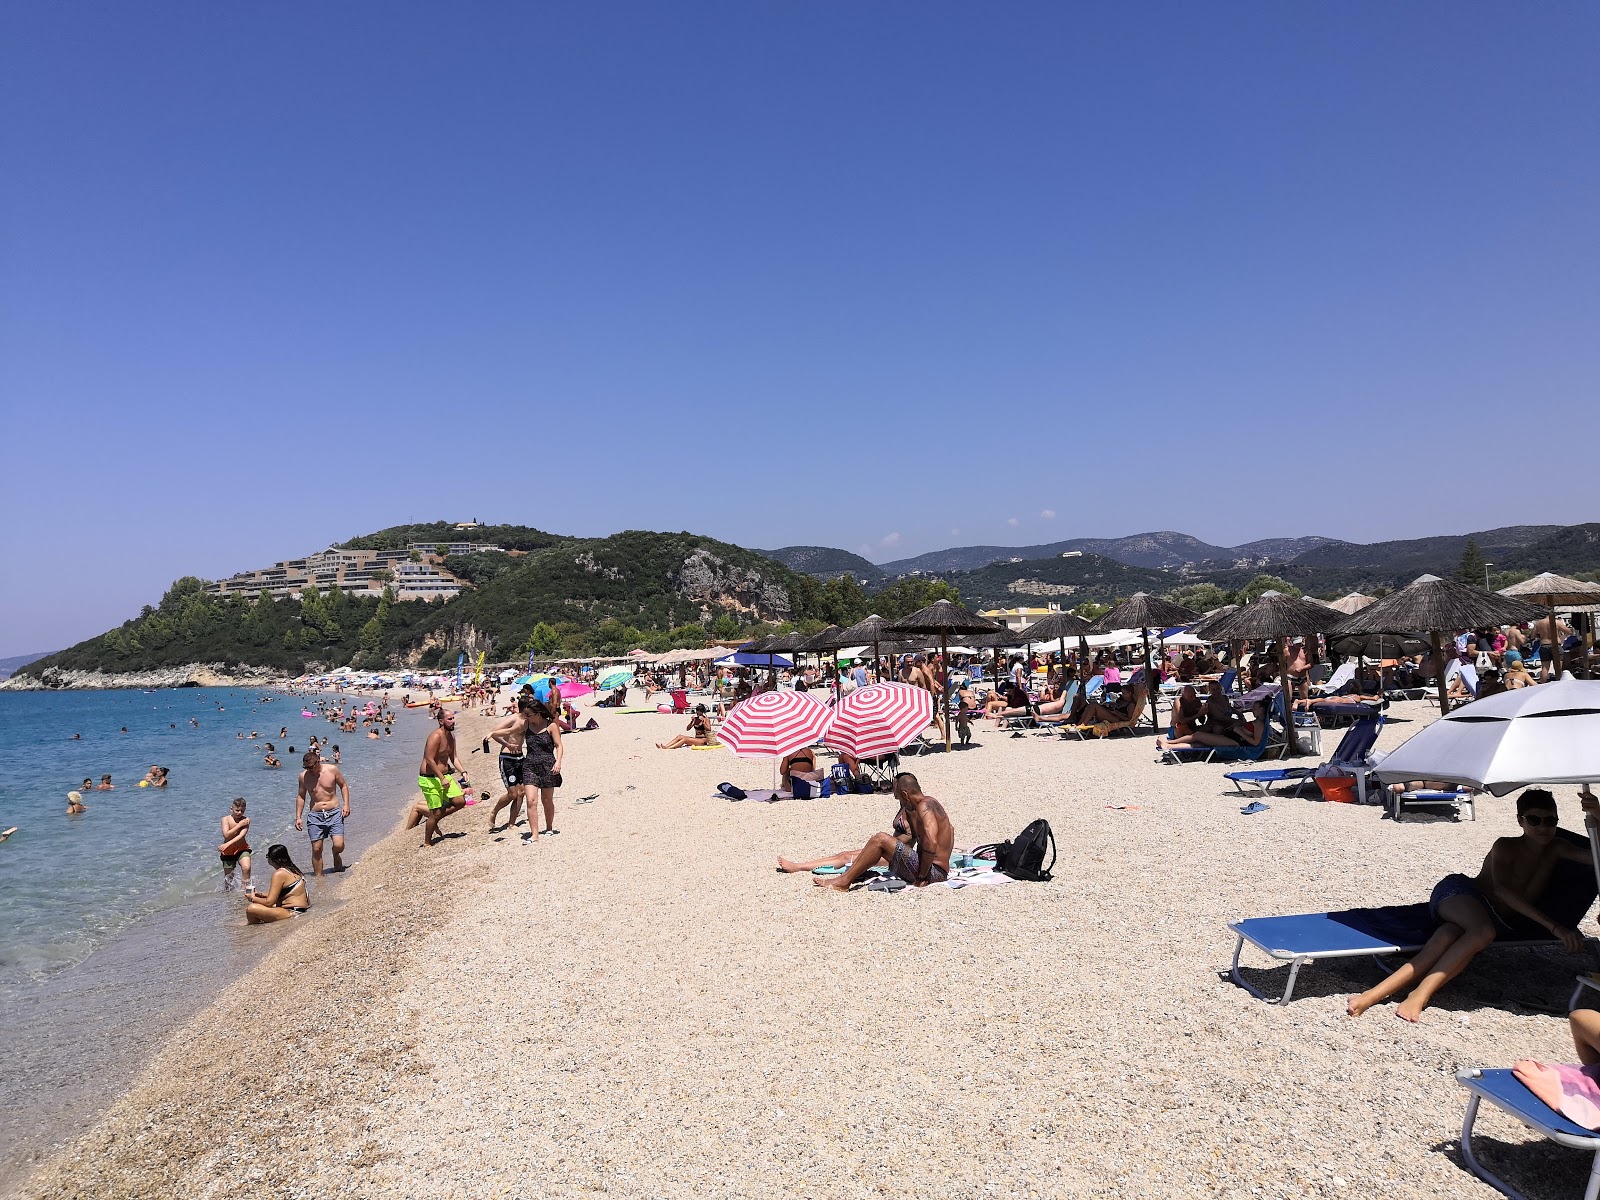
[1375,675,1600,887]
[1374,676,1600,797]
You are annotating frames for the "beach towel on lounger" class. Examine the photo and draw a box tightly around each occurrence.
[1513,1061,1600,1130]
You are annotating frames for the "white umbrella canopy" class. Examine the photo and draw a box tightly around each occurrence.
[1375,675,1600,798]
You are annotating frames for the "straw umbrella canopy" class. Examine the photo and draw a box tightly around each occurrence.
[796,625,844,701]
[1088,594,1202,732]
[831,614,900,685]
[1015,610,1094,694]
[1331,574,1547,713]
[1499,573,1600,677]
[1196,594,1344,756]
[885,600,1009,750]
[1328,592,1377,616]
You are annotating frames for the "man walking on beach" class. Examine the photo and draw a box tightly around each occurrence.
[487,698,536,832]
[295,747,351,877]
[408,708,468,846]
[815,772,954,890]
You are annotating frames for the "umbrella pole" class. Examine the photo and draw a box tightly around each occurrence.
[1550,595,1564,680]
[941,632,951,752]
[1144,628,1158,733]
[1430,631,1448,714]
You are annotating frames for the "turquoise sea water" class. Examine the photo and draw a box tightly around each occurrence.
[0,686,427,1186]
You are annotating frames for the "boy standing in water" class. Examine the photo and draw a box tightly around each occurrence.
[220,798,252,892]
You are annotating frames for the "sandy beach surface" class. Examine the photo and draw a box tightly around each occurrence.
[16,694,1600,1199]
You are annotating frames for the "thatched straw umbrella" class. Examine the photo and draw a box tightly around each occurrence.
[1498,573,1600,678]
[830,614,899,686]
[1331,574,1547,712]
[1328,592,1377,616]
[1088,594,1202,732]
[1015,610,1094,696]
[796,625,844,701]
[1196,594,1345,756]
[885,600,1009,750]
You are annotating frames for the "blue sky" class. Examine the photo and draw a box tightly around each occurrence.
[2,3,1596,655]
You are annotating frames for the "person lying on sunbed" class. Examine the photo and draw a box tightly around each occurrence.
[985,681,1032,721]
[1294,665,1384,711]
[1156,692,1265,752]
[1348,788,1600,1022]
[1072,678,1147,729]
[812,772,953,890]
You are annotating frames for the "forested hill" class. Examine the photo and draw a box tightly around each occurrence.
[14,528,962,681]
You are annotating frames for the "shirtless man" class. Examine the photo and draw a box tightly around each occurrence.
[1349,788,1600,1022]
[815,772,954,890]
[487,698,536,831]
[1283,638,1313,701]
[294,747,351,877]
[406,709,468,846]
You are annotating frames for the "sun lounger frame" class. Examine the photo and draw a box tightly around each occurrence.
[1457,1068,1600,1200]
[1226,914,1588,1005]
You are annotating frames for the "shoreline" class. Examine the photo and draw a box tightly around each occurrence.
[0,689,431,1199]
[17,696,1594,1198]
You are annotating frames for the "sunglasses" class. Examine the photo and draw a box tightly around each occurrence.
[1522,814,1560,828]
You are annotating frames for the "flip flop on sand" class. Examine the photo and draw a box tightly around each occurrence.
[1240,801,1271,816]
[811,864,846,876]
[574,794,598,804]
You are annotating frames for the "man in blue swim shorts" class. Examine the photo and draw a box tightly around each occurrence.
[1349,787,1600,1022]
[295,747,351,877]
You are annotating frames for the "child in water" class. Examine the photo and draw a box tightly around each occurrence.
[219,798,252,892]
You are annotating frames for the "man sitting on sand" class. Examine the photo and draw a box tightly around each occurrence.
[814,773,954,890]
[1348,788,1600,1022]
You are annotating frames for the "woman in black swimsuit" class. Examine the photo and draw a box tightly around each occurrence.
[522,702,564,837]
[245,844,310,923]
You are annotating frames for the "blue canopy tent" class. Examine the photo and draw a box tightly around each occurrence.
[715,652,794,668]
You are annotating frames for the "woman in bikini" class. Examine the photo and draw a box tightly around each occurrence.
[657,705,713,750]
[245,844,310,923]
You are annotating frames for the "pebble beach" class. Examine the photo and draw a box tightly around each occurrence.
[16,695,1599,1200]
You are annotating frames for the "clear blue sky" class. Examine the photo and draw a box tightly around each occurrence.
[3,3,1596,656]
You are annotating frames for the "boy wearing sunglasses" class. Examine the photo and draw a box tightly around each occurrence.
[1349,788,1600,1023]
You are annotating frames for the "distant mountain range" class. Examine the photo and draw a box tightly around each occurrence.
[0,651,54,680]
[763,524,1582,582]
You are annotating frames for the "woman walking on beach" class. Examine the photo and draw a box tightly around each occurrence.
[244,845,310,923]
[522,701,564,840]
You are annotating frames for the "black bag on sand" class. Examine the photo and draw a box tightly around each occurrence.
[717,782,748,800]
[972,819,1056,882]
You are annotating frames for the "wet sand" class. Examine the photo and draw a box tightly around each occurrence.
[16,695,1599,1199]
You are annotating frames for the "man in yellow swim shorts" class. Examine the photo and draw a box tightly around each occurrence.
[405,709,468,846]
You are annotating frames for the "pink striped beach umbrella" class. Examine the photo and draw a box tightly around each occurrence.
[825,682,933,760]
[718,689,833,759]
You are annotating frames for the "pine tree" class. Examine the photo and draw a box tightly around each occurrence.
[1458,539,1488,589]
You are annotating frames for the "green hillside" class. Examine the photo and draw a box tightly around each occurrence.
[18,529,823,679]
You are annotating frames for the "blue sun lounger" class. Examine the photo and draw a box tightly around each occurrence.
[1223,717,1382,798]
[1457,1069,1600,1200]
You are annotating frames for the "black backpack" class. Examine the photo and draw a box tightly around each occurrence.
[973,819,1056,882]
